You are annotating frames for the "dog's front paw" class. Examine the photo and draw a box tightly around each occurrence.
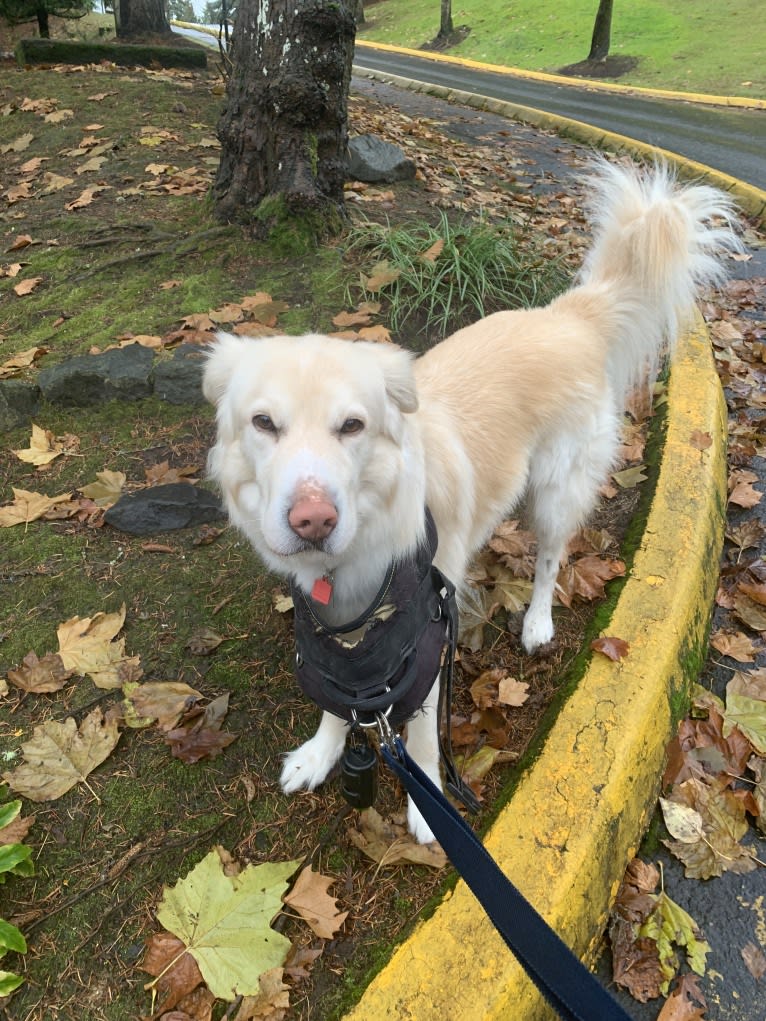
[407,797,437,845]
[521,608,554,653]
[280,735,342,793]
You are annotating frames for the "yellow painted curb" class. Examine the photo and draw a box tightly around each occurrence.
[351,66,766,225]
[355,39,766,109]
[343,312,727,1020]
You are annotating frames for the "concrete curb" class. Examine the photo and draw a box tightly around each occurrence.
[343,311,727,1019]
[351,65,766,225]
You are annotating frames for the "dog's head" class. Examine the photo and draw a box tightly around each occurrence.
[203,332,423,587]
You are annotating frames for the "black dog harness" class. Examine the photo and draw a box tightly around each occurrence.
[291,509,450,727]
[290,509,479,814]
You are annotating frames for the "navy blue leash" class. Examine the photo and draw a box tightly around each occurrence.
[381,736,633,1021]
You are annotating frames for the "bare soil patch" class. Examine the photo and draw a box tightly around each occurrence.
[558,56,640,81]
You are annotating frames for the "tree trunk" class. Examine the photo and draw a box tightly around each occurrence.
[354,0,364,27]
[37,4,50,36]
[114,0,172,38]
[437,0,453,40]
[213,0,357,243]
[588,0,613,61]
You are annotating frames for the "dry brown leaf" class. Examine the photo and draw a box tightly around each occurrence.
[6,234,33,251]
[419,238,445,262]
[57,604,141,688]
[0,487,74,527]
[591,636,630,662]
[13,276,43,296]
[233,967,290,1021]
[6,651,73,693]
[2,708,121,801]
[348,808,447,869]
[0,345,46,379]
[13,424,70,468]
[556,556,626,607]
[124,681,203,731]
[709,630,760,663]
[656,973,708,1020]
[741,941,766,981]
[497,676,530,707]
[283,866,348,939]
[362,260,401,292]
[141,930,204,1014]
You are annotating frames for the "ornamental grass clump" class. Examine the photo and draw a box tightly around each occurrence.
[345,210,568,340]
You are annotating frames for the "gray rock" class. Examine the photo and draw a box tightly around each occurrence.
[103,483,226,535]
[347,134,417,183]
[0,379,41,432]
[38,345,154,406]
[153,345,207,405]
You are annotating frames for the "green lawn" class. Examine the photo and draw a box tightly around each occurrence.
[358,0,766,98]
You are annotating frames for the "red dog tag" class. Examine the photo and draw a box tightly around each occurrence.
[311,576,333,605]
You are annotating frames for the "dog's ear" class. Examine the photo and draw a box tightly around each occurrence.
[370,343,418,413]
[202,332,245,406]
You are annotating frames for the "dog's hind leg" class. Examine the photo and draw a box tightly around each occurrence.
[404,680,442,844]
[280,710,348,793]
[522,409,618,653]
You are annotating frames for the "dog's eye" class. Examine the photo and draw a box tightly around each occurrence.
[252,414,277,433]
[339,418,364,436]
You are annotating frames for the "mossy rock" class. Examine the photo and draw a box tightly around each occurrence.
[14,37,207,70]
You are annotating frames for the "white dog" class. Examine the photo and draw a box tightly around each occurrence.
[203,160,739,843]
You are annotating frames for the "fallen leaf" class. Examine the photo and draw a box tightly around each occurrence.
[185,628,224,656]
[233,967,290,1021]
[741,942,766,981]
[497,676,530,707]
[556,556,625,607]
[0,488,74,527]
[80,469,126,507]
[709,630,760,663]
[362,260,401,292]
[156,849,299,1000]
[612,465,648,488]
[123,681,203,731]
[141,930,205,1014]
[13,424,69,468]
[0,347,46,377]
[657,973,708,1020]
[689,430,712,451]
[1,132,34,154]
[13,277,43,296]
[57,604,141,689]
[2,708,121,801]
[591,636,630,661]
[283,867,348,939]
[5,651,73,693]
[348,808,447,869]
[6,234,33,251]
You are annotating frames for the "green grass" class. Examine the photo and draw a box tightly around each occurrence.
[344,210,568,340]
[358,0,766,97]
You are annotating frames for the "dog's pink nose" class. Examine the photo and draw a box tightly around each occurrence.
[288,498,338,541]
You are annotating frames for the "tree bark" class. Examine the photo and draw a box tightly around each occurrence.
[213,0,357,240]
[588,0,613,61]
[37,3,50,35]
[114,0,171,38]
[436,0,453,40]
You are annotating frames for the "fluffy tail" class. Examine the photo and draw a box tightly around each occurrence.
[573,158,742,399]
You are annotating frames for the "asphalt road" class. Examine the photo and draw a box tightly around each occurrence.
[353,47,766,192]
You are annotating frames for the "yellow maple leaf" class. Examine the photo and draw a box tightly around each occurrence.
[13,424,65,468]
[0,488,73,527]
[57,605,142,688]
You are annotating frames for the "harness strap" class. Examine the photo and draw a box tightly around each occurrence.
[382,737,634,1021]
